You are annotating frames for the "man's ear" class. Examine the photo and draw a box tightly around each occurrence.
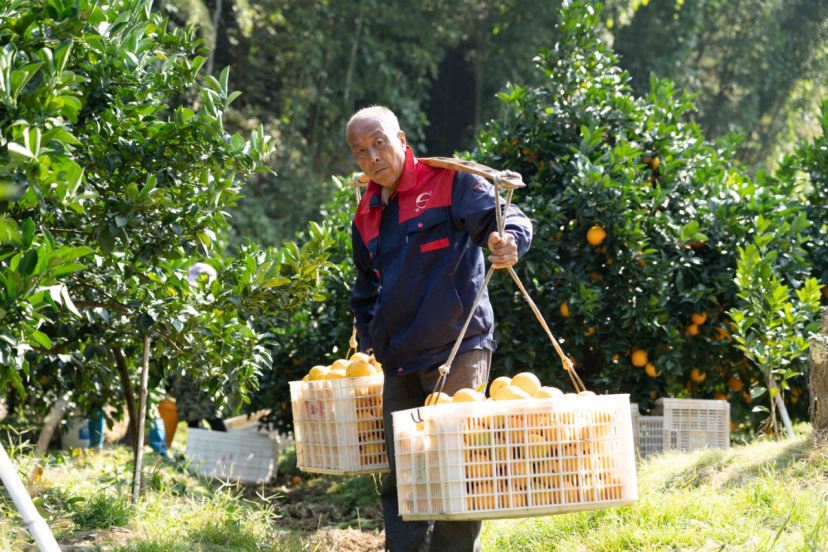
[398,130,407,149]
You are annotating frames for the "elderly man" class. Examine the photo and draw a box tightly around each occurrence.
[348,106,532,552]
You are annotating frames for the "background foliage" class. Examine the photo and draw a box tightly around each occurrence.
[251,0,828,432]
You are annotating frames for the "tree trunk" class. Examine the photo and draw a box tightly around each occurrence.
[131,335,151,504]
[343,0,367,108]
[113,347,138,450]
[809,307,828,434]
[473,42,484,132]
[204,0,224,78]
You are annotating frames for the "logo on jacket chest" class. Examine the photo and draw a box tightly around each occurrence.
[415,192,432,212]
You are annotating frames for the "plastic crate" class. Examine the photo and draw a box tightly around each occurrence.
[630,404,640,456]
[290,374,390,475]
[638,416,664,456]
[652,398,730,452]
[186,428,278,484]
[392,394,638,521]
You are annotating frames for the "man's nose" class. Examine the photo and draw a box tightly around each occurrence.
[369,147,380,163]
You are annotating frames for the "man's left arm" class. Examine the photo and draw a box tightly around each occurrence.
[451,172,533,266]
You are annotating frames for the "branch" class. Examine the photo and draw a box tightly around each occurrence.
[71,277,131,310]
[48,228,92,235]
[155,330,187,356]
[31,338,79,356]
[74,300,130,314]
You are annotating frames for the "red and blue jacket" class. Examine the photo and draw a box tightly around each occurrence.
[351,147,533,375]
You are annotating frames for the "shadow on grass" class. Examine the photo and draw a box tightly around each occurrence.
[659,438,814,491]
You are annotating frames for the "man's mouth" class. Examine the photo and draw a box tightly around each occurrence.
[373,167,388,176]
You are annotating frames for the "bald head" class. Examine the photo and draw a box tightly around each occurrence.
[346,106,407,189]
[346,106,401,140]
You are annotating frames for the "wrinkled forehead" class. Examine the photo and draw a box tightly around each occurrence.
[347,116,395,148]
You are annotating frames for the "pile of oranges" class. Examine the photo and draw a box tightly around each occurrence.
[300,353,386,467]
[411,372,622,511]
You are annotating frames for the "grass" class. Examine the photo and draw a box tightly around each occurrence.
[2,423,828,550]
[482,435,828,551]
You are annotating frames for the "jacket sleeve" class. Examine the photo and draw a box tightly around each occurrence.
[450,172,533,257]
[350,221,379,353]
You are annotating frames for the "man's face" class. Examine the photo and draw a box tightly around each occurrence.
[347,116,407,188]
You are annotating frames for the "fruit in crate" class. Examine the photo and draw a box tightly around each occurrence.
[326,369,346,379]
[453,388,485,402]
[527,432,551,459]
[308,365,330,380]
[488,376,512,398]
[533,387,563,399]
[350,352,371,363]
[425,392,451,406]
[331,358,351,372]
[368,354,382,370]
[346,358,377,378]
[493,385,531,401]
[463,419,491,447]
[511,372,542,396]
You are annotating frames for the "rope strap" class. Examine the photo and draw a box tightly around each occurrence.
[428,168,586,397]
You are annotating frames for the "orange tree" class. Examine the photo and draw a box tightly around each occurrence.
[470,0,813,419]
[774,100,828,417]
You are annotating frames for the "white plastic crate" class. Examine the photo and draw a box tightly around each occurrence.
[290,374,390,475]
[630,403,640,455]
[393,394,638,521]
[638,416,664,456]
[652,398,730,452]
[186,428,278,484]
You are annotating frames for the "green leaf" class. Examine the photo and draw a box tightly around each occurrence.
[31,331,51,350]
[219,66,230,94]
[138,313,155,332]
[51,263,87,278]
[60,285,81,317]
[8,143,34,161]
[42,127,81,146]
[126,182,139,202]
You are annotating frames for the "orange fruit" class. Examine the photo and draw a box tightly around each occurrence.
[727,376,743,392]
[645,363,661,377]
[586,226,607,246]
[560,302,571,318]
[590,271,604,281]
[651,157,660,170]
[650,391,658,399]
[584,326,596,336]
[291,476,302,485]
[452,389,484,403]
[691,312,707,325]
[823,286,828,298]
[713,392,727,400]
[742,390,753,404]
[611,353,619,361]
[631,350,648,367]
[690,368,706,383]
[511,373,542,396]
[686,324,699,336]
[425,392,451,406]
[489,376,512,398]
[715,327,731,341]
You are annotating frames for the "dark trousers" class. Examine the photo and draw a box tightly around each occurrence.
[382,348,491,552]
[188,418,227,432]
